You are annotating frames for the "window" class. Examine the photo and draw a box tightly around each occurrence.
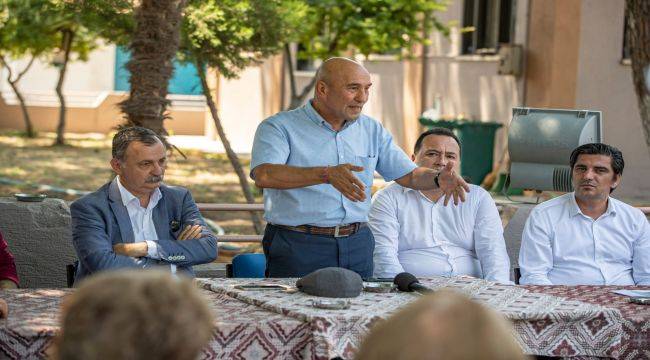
[461,0,515,55]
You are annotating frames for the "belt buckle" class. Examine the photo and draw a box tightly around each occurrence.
[333,225,346,238]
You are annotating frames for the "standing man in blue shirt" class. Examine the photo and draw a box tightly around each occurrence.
[251,58,469,278]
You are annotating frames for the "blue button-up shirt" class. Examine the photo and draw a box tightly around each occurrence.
[250,100,417,227]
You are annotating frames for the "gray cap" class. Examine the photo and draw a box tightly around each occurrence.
[296,267,363,298]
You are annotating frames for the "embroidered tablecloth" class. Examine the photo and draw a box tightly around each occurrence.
[523,285,650,360]
[0,278,641,360]
[0,288,312,359]
[197,277,626,359]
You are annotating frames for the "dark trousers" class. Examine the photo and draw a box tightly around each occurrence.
[262,224,374,278]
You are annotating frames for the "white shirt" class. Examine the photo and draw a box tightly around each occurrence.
[519,192,650,285]
[369,183,511,283]
[116,177,176,273]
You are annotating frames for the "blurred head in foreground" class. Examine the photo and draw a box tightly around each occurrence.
[356,290,527,360]
[53,270,214,360]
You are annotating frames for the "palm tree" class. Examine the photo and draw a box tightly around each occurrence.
[119,0,186,137]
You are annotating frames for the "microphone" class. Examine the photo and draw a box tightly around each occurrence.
[394,272,433,295]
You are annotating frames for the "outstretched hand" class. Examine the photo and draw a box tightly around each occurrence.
[437,162,470,206]
[327,164,366,202]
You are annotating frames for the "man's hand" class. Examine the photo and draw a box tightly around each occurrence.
[178,224,203,240]
[437,162,470,206]
[327,164,366,202]
[113,242,148,258]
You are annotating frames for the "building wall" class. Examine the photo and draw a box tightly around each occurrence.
[574,0,650,199]
[0,0,647,199]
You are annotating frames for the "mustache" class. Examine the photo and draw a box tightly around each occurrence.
[145,175,163,183]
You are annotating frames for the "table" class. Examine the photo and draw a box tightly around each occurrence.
[197,277,626,359]
[523,285,650,360]
[0,278,646,360]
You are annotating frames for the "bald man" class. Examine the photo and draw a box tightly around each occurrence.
[251,58,469,278]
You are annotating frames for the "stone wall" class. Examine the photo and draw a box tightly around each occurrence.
[0,197,76,288]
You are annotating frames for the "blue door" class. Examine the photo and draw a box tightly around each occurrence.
[114,47,203,95]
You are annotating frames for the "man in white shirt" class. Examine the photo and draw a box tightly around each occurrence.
[71,127,218,282]
[519,143,650,285]
[369,128,511,283]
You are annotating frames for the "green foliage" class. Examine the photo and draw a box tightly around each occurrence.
[181,0,306,78]
[0,0,133,62]
[297,0,449,60]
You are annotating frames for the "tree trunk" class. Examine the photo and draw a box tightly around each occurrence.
[119,0,186,138]
[196,59,264,235]
[283,44,317,110]
[626,0,650,156]
[54,30,74,146]
[0,55,35,137]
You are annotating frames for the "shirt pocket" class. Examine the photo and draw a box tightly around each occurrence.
[353,155,378,187]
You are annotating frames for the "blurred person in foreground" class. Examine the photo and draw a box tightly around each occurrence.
[51,270,214,360]
[355,290,527,360]
[0,230,20,319]
[369,128,511,283]
[0,231,19,289]
[70,126,217,283]
[519,143,650,285]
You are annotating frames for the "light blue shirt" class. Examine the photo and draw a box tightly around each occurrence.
[519,192,650,285]
[250,100,417,227]
[370,183,511,283]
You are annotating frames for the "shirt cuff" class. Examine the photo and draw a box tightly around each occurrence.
[146,240,161,259]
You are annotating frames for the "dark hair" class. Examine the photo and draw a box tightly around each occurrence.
[112,126,163,161]
[569,143,624,175]
[414,128,462,155]
[570,143,624,193]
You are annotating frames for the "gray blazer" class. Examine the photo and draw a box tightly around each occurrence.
[70,180,218,283]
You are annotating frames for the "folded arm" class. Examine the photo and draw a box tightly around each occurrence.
[153,190,218,267]
[71,201,158,273]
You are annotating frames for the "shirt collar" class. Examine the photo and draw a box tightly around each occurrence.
[304,99,357,132]
[114,176,162,210]
[568,192,616,218]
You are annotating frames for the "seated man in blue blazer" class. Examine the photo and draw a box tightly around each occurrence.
[71,126,217,283]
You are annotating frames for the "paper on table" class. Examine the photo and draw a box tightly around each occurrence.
[612,289,650,298]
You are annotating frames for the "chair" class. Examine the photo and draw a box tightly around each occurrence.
[502,204,535,284]
[230,253,266,278]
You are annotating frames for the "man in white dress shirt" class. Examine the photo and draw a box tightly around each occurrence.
[369,128,511,283]
[519,143,650,285]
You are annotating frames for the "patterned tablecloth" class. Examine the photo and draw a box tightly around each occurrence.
[0,288,313,359]
[0,278,641,360]
[523,285,650,360]
[197,277,626,359]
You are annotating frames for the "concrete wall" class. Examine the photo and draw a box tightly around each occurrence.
[0,93,205,136]
[574,0,650,200]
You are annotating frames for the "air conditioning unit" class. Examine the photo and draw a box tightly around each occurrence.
[498,44,523,77]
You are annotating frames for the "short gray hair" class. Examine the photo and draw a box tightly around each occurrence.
[112,126,163,161]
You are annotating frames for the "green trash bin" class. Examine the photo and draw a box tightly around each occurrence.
[419,118,502,185]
